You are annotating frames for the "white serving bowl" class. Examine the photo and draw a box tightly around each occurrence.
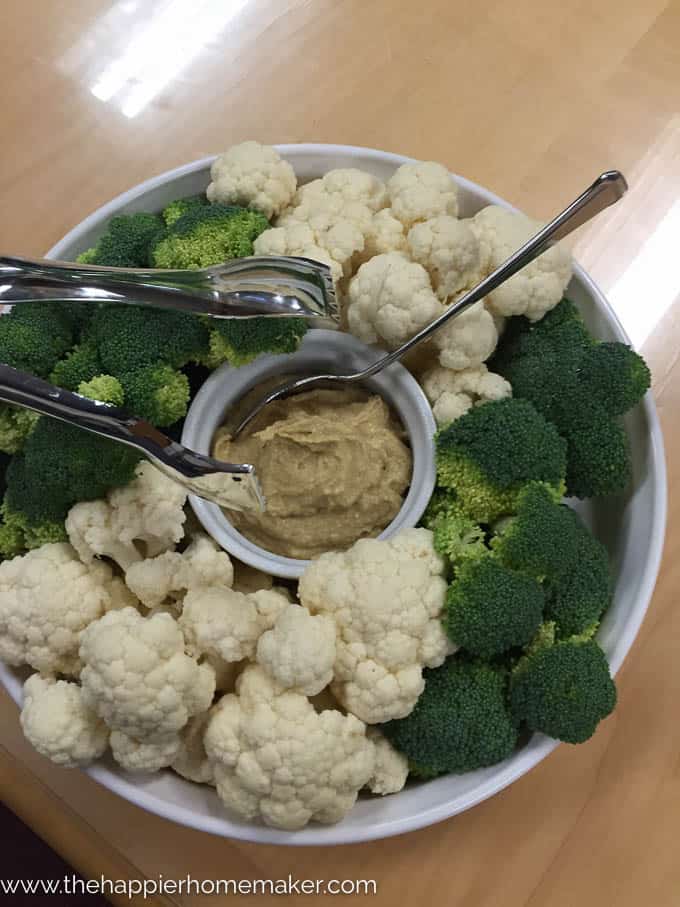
[182,329,436,579]
[0,145,667,846]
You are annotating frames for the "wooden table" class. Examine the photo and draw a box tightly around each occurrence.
[1,1,679,904]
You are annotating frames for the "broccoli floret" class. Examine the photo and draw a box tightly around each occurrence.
[491,482,580,581]
[19,516,67,549]
[48,302,98,335]
[0,499,66,558]
[0,405,39,454]
[92,305,209,373]
[493,299,594,366]
[491,302,595,424]
[78,375,125,407]
[0,305,74,377]
[571,342,650,417]
[510,635,616,743]
[544,511,611,637]
[421,490,487,566]
[538,298,590,332]
[443,555,544,657]
[76,213,165,267]
[381,656,518,776]
[491,300,650,499]
[50,341,104,390]
[149,204,269,269]
[435,398,567,522]
[490,484,612,636]
[421,487,459,524]
[5,417,141,524]
[498,350,566,422]
[161,194,208,227]
[119,363,190,426]
[206,317,308,368]
[564,416,631,498]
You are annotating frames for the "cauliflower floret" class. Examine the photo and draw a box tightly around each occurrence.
[256,604,336,696]
[366,728,409,795]
[204,665,376,830]
[125,534,233,609]
[315,220,365,276]
[387,161,458,228]
[179,535,233,584]
[407,215,482,300]
[471,205,572,321]
[253,222,347,282]
[272,172,388,278]
[255,586,293,617]
[171,710,215,785]
[110,730,181,773]
[66,462,186,570]
[0,543,135,677]
[357,208,407,265]
[79,608,215,741]
[347,252,444,349]
[20,674,109,768]
[107,462,187,554]
[179,587,289,663]
[278,198,375,239]
[66,500,139,571]
[286,178,323,207]
[433,301,499,371]
[292,168,387,213]
[299,529,454,724]
[421,364,512,426]
[206,141,296,220]
[254,220,317,256]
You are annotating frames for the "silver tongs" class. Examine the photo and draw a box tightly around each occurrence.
[0,254,339,512]
[0,364,265,512]
[0,254,338,321]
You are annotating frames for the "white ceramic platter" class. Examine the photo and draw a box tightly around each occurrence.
[0,145,667,846]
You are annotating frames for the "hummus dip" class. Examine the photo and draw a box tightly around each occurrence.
[213,388,412,559]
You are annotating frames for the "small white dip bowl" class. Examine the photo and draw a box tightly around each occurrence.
[181,328,437,579]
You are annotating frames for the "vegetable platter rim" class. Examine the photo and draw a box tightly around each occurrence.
[0,143,667,846]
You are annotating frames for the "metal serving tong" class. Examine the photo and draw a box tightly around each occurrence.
[0,363,265,512]
[0,254,338,321]
[0,254,338,512]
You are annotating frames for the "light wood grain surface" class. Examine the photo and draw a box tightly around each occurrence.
[1,1,679,904]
